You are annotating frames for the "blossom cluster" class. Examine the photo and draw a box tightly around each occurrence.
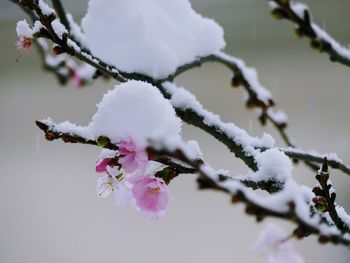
[95,137,169,219]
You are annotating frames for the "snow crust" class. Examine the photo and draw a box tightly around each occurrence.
[88,80,182,146]
[81,0,226,79]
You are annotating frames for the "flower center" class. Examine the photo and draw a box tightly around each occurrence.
[147,187,160,196]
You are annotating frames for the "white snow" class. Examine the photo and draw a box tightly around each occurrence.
[66,13,88,47]
[267,109,288,124]
[16,20,44,38]
[290,2,308,19]
[216,51,273,105]
[81,0,225,79]
[38,0,54,16]
[247,149,293,183]
[41,118,94,139]
[311,24,350,60]
[51,19,68,39]
[16,20,33,38]
[163,82,275,156]
[270,2,350,61]
[89,80,182,146]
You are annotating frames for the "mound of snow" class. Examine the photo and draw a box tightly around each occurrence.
[81,0,225,79]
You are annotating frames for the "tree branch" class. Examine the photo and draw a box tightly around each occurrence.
[196,170,350,247]
[11,0,350,177]
[269,0,350,67]
[312,159,350,233]
[51,0,70,31]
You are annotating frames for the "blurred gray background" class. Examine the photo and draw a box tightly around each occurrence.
[1,0,350,262]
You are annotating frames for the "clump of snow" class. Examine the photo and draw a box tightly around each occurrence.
[290,2,308,19]
[81,0,225,79]
[253,149,293,183]
[88,80,182,146]
[51,19,68,39]
[16,20,43,38]
[38,0,54,16]
[16,20,33,38]
[267,109,288,124]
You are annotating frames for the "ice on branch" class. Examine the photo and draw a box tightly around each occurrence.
[81,0,225,79]
[252,223,304,263]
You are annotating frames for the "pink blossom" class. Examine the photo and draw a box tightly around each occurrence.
[128,175,169,218]
[118,138,148,173]
[72,72,84,87]
[69,68,84,87]
[96,158,112,173]
[16,36,32,53]
[252,224,304,263]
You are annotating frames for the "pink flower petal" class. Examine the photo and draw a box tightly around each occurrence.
[96,158,111,173]
[128,175,169,218]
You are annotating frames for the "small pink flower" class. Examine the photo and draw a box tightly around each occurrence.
[252,224,304,263]
[69,68,84,87]
[118,138,148,173]
[96,158,112,173]
[128,175,169,218]
[16,36,32,53]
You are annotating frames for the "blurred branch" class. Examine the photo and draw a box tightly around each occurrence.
[269,0,350,67]
[280,149,350,176]
[51,0,70,31]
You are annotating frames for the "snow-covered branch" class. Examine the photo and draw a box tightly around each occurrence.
[9,0,350,256]
[197,164,350,247]
[35,119,280,192]
[36,117,350,247]
[269,0,350,67]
